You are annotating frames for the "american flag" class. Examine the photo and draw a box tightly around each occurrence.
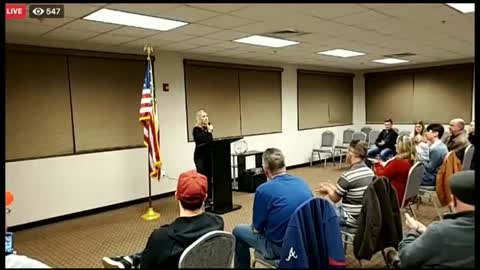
[139,60,162,180]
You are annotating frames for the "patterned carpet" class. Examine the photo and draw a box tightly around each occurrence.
[12,164,445,268]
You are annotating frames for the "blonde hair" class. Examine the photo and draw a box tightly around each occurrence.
[395,135,417,162]
[195,109,207,128]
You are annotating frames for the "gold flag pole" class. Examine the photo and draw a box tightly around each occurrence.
[142,44,161,221]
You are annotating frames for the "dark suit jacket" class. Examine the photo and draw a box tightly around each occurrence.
[375,129,398,151]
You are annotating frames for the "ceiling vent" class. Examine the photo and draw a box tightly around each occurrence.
[384,53,416,58]
[263,29,310,38]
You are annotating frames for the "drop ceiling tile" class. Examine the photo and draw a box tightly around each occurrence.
[334,10,392,25]
[62,19,122,33]
[6,21,54,36]
[160,42,203,51]
[210,41,242,49]
[18,17,77,28]
[203,30,249,41]
[300,3,369,19]
[122,37,174,48]
[107,3,181,15]
[230,4,309,20]
[180,37,222,46]
[232,22,292,35]
[63,4,102,18]
[186,4,249,13]
[147,31,197,42]
[197,14,257,29]
[42,28,100,41]
[156,5,220,23]
[172,24,222,36]
[85,33,139,45]
[107,27,160,38]
[184,46,227,54]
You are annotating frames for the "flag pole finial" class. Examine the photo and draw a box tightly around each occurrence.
[144,44,153,60]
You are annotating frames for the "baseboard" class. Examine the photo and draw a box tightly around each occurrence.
[8,191,175,232]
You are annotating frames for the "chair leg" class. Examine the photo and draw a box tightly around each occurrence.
[339,153,343,168]
[432,193,444,220]
[408,204,418,220]
[310,152,314,167]
[323,153,326,168]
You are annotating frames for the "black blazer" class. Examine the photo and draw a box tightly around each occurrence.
[193,126,213,161]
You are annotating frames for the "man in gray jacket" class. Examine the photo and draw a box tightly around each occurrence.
[388,171,475,268]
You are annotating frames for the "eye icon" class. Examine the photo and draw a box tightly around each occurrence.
[32,7,45,16]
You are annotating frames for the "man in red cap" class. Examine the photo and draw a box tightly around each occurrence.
[102,170,224,269]
[5,191,50,268]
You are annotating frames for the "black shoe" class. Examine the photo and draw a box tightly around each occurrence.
[102,256,133,269]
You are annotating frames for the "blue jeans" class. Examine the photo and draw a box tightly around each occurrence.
[232,224,282,268]
[367,146,393,161]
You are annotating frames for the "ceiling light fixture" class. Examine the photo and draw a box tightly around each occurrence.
[372,58,409,64]
[83,8,188,31]
[317,49,366,58]
[446,3,475,13]
[233,35,299,48]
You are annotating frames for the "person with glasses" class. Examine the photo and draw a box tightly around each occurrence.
[369,135,417,204]
[5,191,50,268]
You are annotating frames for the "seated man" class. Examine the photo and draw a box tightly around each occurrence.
[232,148,312,268]
[367,118,398,161]
[102,170,224,269]
[446,118,469,162]
[5,192,50,268]
[421,124,448,187]
[315,140,374,228]
[388,171,475,268]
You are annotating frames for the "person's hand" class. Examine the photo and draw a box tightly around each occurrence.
[404,213,427,233]
[207,124,214,133]
[378,140,385,146]
[368,158,379,164]
[315,183,334,196]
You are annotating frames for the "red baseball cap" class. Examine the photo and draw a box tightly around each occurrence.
[6,192,14,206]
[176,170,208,204]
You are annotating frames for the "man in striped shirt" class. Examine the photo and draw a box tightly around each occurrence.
[315,140,374,228]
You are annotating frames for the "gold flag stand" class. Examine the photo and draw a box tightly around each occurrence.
[141,44,161,221]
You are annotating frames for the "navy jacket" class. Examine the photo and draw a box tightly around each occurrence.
[278,198,346,269]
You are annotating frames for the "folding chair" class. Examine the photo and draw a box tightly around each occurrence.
[178,230,235,268]
[311,131,336,168]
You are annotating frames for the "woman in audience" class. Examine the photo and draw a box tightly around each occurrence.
[410,121,425,140]
[370,135,416,204]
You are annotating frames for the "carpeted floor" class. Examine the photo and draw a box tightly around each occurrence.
[12,164,446,268]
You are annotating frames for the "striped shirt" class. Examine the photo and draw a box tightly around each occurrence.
[336,162,374,227]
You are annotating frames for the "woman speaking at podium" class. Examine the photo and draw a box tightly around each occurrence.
[193,109,214,201]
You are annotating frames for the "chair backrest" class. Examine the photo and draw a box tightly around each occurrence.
[462,144,475,170]
[441,132,450,144]
[368,130,381,146]
[352,131,367,142]
[342,129,355,144]
[178,230,235,268]
[393,128,399,133]
[279,197,346,268]
[321,131,335,148]
[360,127,372,136]
[398,131,410,137]
[400,162,425,208]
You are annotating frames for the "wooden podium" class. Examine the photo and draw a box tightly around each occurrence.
[202,136,243,214]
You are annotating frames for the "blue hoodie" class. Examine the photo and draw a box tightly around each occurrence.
[278,198,346,269]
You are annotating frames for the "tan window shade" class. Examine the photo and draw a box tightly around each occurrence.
[6,51,74,160]
[185,64,241,141]
[239,70,282,135]
[298,70,353,129]
[325,75,353,125]
[413,64,473,123]
[68,56,145,152]
[365,72,414,124]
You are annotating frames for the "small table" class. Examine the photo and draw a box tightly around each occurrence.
[231,150,263,190]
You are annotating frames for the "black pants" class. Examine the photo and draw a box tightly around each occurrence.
[194,157,212,200]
